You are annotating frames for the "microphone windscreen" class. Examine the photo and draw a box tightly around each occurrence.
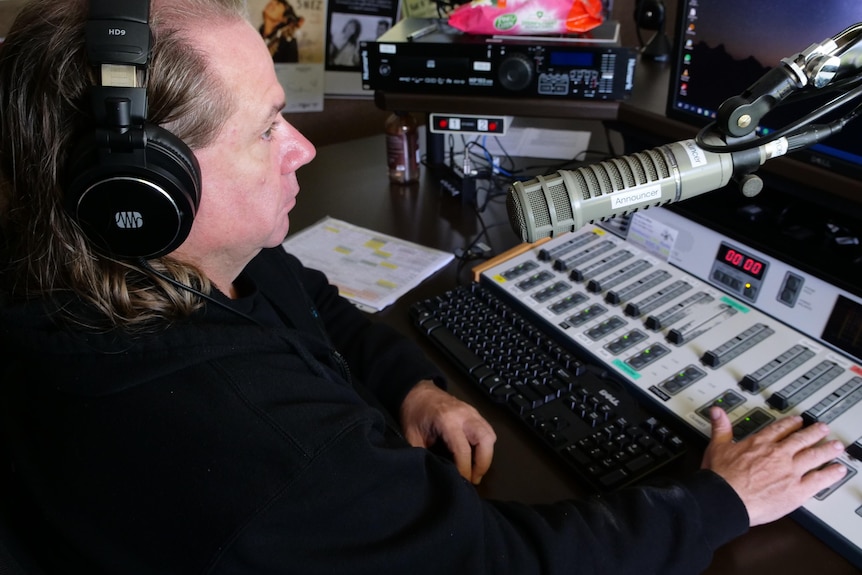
[506,173,575,243]
[506,140,737,245]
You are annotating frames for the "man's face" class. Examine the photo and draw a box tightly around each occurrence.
[178,19,316,267]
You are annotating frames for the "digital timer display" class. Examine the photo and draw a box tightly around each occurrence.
[716,244,767,280]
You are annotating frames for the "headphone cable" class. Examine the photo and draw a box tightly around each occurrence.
[136,257,263,326]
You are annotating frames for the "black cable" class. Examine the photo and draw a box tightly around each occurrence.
[517,148,614,177]
[603,122,620,158]
[695,81,862,153]
[444,130,616,276]
[136,257,263,327]
[137,259,355,384]
[454,204,495,284]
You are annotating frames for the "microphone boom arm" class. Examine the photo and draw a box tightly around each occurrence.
[506,22,862,244]
[717,23,862,139]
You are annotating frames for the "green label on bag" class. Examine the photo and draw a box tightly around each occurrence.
[494,13,517,30]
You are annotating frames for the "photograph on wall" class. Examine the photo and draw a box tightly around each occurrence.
[327,12,392,69]
[323,0,399,96]
[248,0,328,112]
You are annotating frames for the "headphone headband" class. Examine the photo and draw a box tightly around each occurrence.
[86,0,150,66]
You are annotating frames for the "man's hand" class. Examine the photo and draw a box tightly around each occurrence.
[399,380,497,485]
[701,407,847,526]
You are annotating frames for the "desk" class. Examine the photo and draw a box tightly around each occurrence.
[292,134,859,574]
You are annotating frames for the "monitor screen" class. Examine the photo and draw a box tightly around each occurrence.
[666,0,862,188]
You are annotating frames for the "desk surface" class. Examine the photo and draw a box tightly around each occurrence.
[291,132,859,574]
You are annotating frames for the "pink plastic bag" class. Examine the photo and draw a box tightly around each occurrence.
[448,0,604,36]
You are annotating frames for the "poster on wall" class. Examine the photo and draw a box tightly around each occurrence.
[247,0,328,112]
[324,0,400,96]
[1,0,330,111]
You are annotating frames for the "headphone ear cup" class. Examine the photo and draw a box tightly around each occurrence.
[66,124,201,259]
[635,0,665,30]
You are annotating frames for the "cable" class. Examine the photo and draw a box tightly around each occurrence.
[136,257,263,327]
[696,81,862,153]
[517,148,614,178]
[604,122,620,158]
[454,203,499,284]
[480,135,516,177]
[137,258,356,384]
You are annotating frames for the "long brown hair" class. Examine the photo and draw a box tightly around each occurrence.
[0,0,247,330]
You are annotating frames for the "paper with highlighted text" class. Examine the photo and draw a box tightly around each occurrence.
[282,216,454,312]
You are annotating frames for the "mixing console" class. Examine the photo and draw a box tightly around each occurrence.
[475,207,862,568]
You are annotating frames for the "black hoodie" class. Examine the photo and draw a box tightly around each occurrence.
[0,247,748,574]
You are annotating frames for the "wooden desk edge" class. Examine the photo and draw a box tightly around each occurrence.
[471,238,551,282]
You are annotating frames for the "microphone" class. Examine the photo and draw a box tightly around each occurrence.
[506,137,790,244]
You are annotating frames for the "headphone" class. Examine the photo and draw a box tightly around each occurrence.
[634,0,671,62]
[65,0,202,259]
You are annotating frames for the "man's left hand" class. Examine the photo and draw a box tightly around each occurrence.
[399,380,497,485]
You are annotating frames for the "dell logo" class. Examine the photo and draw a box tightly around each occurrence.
[108,28,126,36]
[598,389,620,407]
[115,211,143,229]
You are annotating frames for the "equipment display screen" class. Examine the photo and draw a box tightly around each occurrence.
[549,51,594,67]
[822,295,862,363]
[716,243,767,280]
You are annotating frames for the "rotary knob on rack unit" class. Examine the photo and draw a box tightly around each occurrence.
[498,52,534,92]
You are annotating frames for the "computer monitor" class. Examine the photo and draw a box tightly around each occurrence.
[665,0,862,211]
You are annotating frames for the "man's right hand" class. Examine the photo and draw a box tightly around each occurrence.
[700,407,847,526]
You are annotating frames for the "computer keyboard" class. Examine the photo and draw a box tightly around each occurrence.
[410,282,688,492]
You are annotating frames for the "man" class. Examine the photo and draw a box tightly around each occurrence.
[0,0,847,573]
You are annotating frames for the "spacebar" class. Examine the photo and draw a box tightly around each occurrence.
[428,327,485,374]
